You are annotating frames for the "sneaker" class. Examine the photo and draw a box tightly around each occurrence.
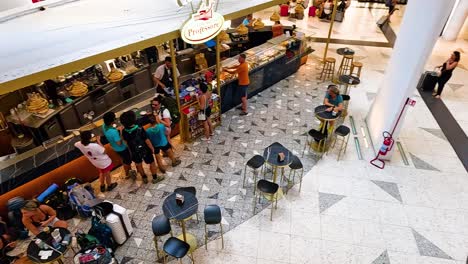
[201,137,211,141]
[107,182,118,192]
[100,185,106,193]
[142,176,149,184]
[172,159,182,167]
[239,112,248,116]
[152,175,165,184]
[160,168,166,174]
[210,132,215,136]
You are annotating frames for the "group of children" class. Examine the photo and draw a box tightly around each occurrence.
[74,97,181,192]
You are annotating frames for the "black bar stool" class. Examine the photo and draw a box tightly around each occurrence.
[152,215,173,261]
[253,179,279,221]
[203,205,224,250]
[281,155,304,194]
[302,129,327,157]
[329,125,351,161]
[341,94,351,118]
[162,237,193,264]
[243,155,265,194]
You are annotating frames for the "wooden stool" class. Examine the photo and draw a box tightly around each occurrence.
[337,55,354,77]
[320,57,336,81]
[350,61,363,78]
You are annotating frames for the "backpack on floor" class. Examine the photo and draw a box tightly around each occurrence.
[88,216,117,251]
[68,183,100,218]
[6,197,28,239]
[75,245,113,264]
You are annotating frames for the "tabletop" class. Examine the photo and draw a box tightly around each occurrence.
[339,74,361,85]
[336,47,355,56]
[263,142,293,167]
[162,191,198,221]
[27,227,71,263]
[315,105,341,121]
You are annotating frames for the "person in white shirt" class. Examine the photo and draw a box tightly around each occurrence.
[74,131,117,193]
[153,56,180,96]
[151,96,173,146]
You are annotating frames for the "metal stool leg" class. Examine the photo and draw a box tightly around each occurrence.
[242,164,247,187]
[299,168,304,192]
[204,223,208,250]
[154,236,160,259]
[220,223,224,249]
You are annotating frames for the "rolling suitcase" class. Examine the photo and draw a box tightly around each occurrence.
[309,6,317,17]
[280,4,289,16]
[419,71,438,91]
[94,201,133,245]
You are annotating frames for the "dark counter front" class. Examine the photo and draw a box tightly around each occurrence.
[221,54,303,113]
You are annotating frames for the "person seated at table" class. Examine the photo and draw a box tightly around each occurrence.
[242,14,255,27]
[21,200,68,236]
[323,85,343,112]
[0,234,32,264]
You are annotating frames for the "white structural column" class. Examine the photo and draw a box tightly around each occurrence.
[366,0,456,159]
[442,0,468,41]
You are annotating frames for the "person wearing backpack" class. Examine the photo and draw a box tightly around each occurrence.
[151,96,178,147]
[119,111,164,184]
[146,115,182,171]
[99,112,132,178]
[75,131,118,193]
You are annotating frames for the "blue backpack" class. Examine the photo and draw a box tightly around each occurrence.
[88,216,117,251]
[68,183,99,218]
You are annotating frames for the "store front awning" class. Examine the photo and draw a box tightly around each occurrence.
[0,0,285,94]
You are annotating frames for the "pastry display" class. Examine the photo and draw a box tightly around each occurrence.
[195,53,208,70]
[107,68,124,82]
[295,3,305,14]
[270,12,280,22]
[236,24,248,35]
[218,30,231,42]
[68,81,88,97]
[26,93,49,114]
[253,19,265,30]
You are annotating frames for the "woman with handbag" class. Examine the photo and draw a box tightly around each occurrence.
[198,82,214,141]
[433,51,460,98]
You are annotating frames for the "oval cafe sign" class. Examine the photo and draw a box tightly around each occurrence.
[181,0,225,45]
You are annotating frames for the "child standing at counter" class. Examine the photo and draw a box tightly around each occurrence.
[75,131,118,192]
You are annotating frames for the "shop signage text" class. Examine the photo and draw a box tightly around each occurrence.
[181,0,224,45]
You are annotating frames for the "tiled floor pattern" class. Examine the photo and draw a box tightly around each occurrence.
[59,59,330,263]
[181,23,468,264]
[25,4,468,264]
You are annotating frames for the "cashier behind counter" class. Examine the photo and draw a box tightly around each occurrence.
[153,57,180,96]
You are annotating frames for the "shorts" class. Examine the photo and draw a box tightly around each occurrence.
[204,107,212,118]
[132,150,155,164]
[239,85,248,97]
[116,148,132,165]
[154,143,172,154]
[98,163,114,174]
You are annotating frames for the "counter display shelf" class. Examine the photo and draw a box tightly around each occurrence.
[181,94,221,142]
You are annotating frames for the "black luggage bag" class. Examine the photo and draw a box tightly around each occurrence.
[419,71,438,91]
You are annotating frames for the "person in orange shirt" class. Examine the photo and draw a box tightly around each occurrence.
[223,54,250,115]
[272,21,284,38]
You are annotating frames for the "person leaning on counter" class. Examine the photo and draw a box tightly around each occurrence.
[223,54,250,116]
[242,14,255,27]
[152,56,180,96]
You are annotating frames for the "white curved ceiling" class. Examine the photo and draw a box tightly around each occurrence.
[0,0,279,88]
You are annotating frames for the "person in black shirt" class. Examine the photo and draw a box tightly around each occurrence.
[119,111,164,184]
